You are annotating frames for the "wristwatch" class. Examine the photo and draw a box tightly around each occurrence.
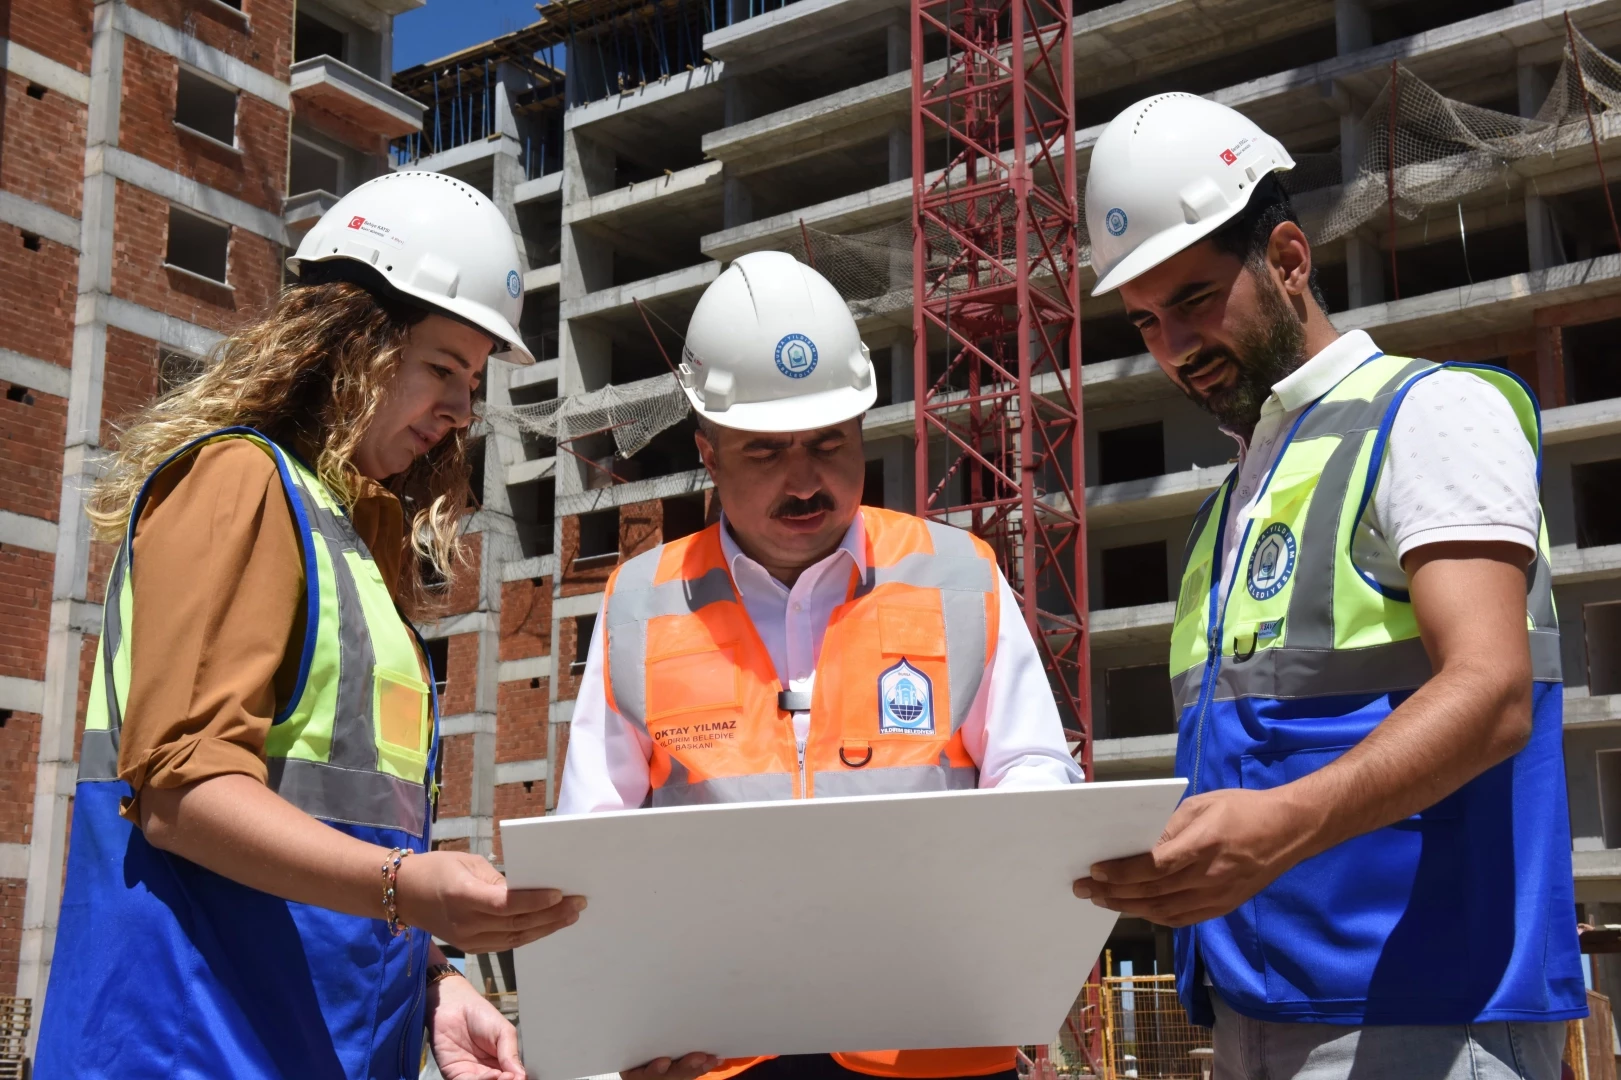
[426,963,464,986]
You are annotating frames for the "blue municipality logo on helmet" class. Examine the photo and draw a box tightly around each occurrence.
[774,333,819,379]
[878,659,935,735]
[1247,522,1298,601]
[506,269,522,298]
[1105,208,1129,237]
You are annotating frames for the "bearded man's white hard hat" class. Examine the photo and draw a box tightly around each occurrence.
[1087,93,1296,297]
[287,170,535,364]
[681,251,877,432]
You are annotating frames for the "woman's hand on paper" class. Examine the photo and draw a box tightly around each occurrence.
[395,850,586,952]
[621,1052,723,1080]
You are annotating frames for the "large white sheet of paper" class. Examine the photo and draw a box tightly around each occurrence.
[501,779,1186,1080]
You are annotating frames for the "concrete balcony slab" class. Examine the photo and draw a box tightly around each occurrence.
[290,55,424,142]
[283,189,338,239]
[561,262,720,329]
[565,161,724,236]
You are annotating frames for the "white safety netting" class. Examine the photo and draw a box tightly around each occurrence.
[484,372,689,460]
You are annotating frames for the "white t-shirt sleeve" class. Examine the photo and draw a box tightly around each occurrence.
[554,597,654,814]
[961,572,1085,790]
[1359,370,1540,584]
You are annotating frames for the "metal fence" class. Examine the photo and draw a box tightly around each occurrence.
[1098,976,1211,1080]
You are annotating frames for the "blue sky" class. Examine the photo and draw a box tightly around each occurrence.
[393,0,547,72]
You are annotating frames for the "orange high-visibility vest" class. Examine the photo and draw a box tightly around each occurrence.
[602,507,1015,1080]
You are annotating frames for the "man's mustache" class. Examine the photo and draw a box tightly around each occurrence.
[1179,347,1237,394]
[771,492,836,519]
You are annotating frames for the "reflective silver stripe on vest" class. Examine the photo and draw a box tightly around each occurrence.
[266,757,427,835]
[650,773,795,807]
[79,729,119,784]
[1283,359,1432,651]
[812,765,977,798]
[317,527,381,773]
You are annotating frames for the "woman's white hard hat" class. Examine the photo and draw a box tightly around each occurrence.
[1086,93,1296,297]
[681,251,876,433]
[287,171,535,365]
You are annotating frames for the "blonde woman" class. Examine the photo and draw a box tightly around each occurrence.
[35,174,577,1080]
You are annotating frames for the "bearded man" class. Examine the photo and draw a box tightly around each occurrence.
[1073,95,1583,1080]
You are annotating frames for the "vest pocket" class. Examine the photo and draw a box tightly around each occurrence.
[647,646,742,719]
[376,670,429,758]
[877,603,946,658]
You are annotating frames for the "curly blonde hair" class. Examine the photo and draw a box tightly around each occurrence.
[88,282,475,614]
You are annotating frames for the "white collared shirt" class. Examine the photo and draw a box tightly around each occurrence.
[557,512,1083,814]
[1216,329,1540,607]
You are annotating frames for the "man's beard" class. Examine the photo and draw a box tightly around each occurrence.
[1175,276,1307,436]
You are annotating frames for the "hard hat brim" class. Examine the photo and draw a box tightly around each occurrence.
[684,380,877,434]
[1090,200,1246,297]
[287,253,537,365]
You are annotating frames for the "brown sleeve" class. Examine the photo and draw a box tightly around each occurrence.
[117,439,305,821]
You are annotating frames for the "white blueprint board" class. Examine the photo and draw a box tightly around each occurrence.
[501,779,1186,1080]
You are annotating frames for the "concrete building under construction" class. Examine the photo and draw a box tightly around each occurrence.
[389,0,1621,1002]
[6,0,1621,1063]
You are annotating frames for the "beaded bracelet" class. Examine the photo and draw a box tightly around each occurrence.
[382,847,413,936]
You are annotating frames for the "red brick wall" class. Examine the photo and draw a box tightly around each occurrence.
[110,181,282,334]
[436,734,472,819]
[3,0,93,72]
[0,548,51,683]
[0,713,40,845]
[0,225,76,369]
[2,70,87,218]
[0,374,67,524]
[100,327,162,444]
[119,38,289,216]
[499,576,552,660]
[440,632,480,717]
[125,0,294,80]
[492,781,547,863]
[495,678,547,765]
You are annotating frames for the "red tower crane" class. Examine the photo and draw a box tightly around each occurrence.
[910,0,1091,776]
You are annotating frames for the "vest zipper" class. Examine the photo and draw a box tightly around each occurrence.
[797,729,808,798]
[399,931,427,1076]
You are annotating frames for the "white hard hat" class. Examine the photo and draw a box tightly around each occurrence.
[287,171,534,364]
[1086,93,1295,296]
[681,251,876,432]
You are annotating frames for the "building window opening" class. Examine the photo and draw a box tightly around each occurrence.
[166,206,230,284]
[862,459,886,508]
[289,138,342,197]
[25,83,45,100]
[1097,422,1165,485]
[574,508,620,570]
[295,12,347,63]
[174,67,237,146]
[21,233,40,252]
[1100,541,1169,609]
[1563,319,1621,406]
[1574,459,1621,549]
[571,614,597,676]
[661,494,705,543]
[1102,664,1175,741]
[159,349,206,394]
[424,637,449,703]
[1587,601,1621,698]
[5,385,34,406]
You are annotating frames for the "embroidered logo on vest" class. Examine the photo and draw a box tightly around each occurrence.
[878,659,935,735]
[1247,522,1298,601]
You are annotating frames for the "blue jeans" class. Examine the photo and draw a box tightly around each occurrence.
[1211,995,1566,1080]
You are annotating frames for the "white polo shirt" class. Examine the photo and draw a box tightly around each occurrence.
[557,511,1083,814]
[1216,329,1541,606]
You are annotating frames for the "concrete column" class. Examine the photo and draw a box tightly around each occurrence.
[1335,0,1383,309]
[881,439,908,512]
[886,19,911,185]
[21,0,121,1039]
[1520,60,1561,271]
[723,79,753,228]
[889,342,913,405]
[1333,0,1370,56]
